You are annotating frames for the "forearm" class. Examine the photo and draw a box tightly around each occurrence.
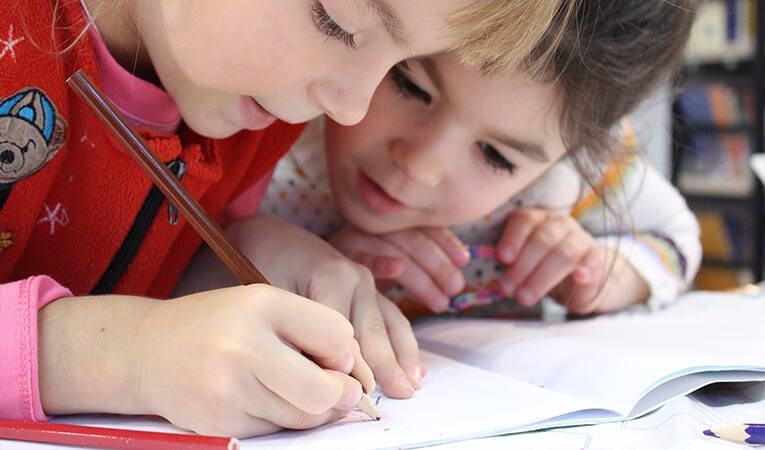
[38,295,154,416]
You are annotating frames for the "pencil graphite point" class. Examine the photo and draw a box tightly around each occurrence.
[356,393,381,421]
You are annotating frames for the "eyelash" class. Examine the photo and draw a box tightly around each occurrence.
[389,65,432,104]
[390,65,515,174]
[478,142,516,174]
[312,2,356,49]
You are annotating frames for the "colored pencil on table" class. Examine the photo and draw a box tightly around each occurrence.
[0,418,237,450]
[703,423,765,445]
[66,69,380,420]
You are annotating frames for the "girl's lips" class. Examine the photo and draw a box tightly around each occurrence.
[240,96,277,130]
[357,170,408,214]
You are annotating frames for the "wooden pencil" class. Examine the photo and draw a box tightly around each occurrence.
[66,69,381,422]
[0,418,237,450]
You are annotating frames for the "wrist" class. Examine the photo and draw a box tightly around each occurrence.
[38,295,155,416]
[596,251,650,313]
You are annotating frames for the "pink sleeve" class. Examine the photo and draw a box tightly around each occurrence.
[0,276,72,421]
[218,168,276,226]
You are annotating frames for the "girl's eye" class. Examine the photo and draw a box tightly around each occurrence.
[390,65,432,104]
[312,2,356,49]
[478,142,516,174]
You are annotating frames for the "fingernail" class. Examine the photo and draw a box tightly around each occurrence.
[407,366,423,390]
[447,274,464,295]
[339,352,354,374]
[502,280,515,297]
[397,372,415,394]
[500,247,515,263]
[459,247,471,265]
[434,294,450,312]
[517,287,534,306]
[575,267,590,282]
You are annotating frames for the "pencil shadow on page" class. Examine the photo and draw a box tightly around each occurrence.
[691,381,765,407]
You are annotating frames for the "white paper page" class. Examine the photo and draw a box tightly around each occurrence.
[415,291,765,415]
[39,352,611,450]
[432,382,765,450]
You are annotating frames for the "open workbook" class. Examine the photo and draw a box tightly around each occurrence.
[43,290,765,450]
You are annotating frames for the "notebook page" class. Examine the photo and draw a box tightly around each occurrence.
[45,352,611,450]
[415,291,765,416]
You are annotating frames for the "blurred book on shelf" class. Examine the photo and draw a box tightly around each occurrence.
[694,210,756,290]
[685,0,755,64]
[676,132,753,196]
[696,210,753,262]
[695,266,753,290]
[676,81,754,125]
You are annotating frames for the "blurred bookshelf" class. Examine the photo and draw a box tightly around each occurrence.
[671,0,764,290]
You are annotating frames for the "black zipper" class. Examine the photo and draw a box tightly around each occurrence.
[91,157,187,295]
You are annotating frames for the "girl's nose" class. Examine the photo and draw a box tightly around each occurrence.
[309,80,372,125]
[310,58,393,125]
[388,137,445,187]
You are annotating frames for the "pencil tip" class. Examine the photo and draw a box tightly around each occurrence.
[702,429,717,438]
[375,416,381,421]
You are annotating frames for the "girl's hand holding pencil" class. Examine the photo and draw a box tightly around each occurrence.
[177,215,425,399]
[39,278,372,438]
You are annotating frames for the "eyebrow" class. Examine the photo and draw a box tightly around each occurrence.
[364,0,409,48]
[490,133,549,163]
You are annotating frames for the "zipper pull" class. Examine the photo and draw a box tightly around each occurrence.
[166,158,187,225]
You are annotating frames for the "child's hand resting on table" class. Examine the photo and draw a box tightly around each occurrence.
[174,215,424,399]
[329,208,650,316]
[496,208,649,314]
[329,224,470,313]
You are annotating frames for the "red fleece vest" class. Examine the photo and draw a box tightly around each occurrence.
[0,0,304,297]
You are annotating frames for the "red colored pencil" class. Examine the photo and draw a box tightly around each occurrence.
[0,418,238,450]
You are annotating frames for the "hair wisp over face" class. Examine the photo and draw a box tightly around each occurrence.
[447,0,577,75]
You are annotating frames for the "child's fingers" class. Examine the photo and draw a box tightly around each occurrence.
[385,230,465,297]
[350,248,406,279]
[376,294,425,390]
[390,257,451,312]
[513,233,591,306]
[236,369,353,434]
[351,282,415,399]
[572,245,608,285]
[348,338,376,394]
[369,254,406,279]
[497,208,548,263]
[500,215,569,297]
[422,226,471,266]
[265,285,375,383]
[342,249,405,279]
[250,332,354,415]
[330,229,407,280]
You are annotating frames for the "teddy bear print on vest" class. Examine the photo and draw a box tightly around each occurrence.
[0,87,67,210]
